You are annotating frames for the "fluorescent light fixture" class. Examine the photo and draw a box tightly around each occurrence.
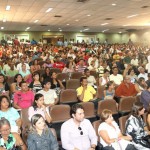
[59,29,62,32]
[112,3,116,6]
[123,24,130,26]
[26,27,30,30]
[101,23,109,26]
[119,31,122,33]
[3,18,6,22]
[83,28,89,31]
[102,29,109,32]
[87,14,91,17]
[66,24,70,25]
[1,27,4,30]
[46,8,53,13]
[34,20,39,23]
[75,19,79,21]
[6,5,11,11]
[127,14,138,18]
[48,30,50,31]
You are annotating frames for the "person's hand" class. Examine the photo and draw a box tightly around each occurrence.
[83,86,87,91]
[41,105,46,112]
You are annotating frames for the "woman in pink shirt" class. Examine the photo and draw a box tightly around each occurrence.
[13,81,34,109]
[28,93,52,123]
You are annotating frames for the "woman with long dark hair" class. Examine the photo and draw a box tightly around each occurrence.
[125,102,150,150]
[28,93,52,123]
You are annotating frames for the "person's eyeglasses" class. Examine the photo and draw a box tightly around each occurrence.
[0,128,10,133]
[78,127,83,135]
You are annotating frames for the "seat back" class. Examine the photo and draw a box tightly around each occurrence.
[92,120,101,141]
[70,72,83,79]
[119,115,128,134]
[50,105,71,123]
[79,102,96,119]
[66,79,80,89]
[20,108,31,144]
[97,86,105,100]
[97,100,118,116]
[50,68,61,74]
[118,96,135,114]
[59,89,78,104]
[57,73,69,82]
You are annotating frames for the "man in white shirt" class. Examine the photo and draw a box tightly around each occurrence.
[16,57,30,71]
[38,80,58,107]
[131,55,138,67]
[138,67,148,81]
[61,104,97,150]
[109,67,123,86]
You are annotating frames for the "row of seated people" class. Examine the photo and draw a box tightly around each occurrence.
[0,99,150,150]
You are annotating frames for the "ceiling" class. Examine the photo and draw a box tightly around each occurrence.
[0,0,150,33]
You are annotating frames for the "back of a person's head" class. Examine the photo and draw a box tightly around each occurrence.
[100,109,112,122]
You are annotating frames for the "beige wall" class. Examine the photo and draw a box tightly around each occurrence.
[1,30,150,45]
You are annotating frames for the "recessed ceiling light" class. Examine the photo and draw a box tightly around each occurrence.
[123,24,131,26]
[75,19,79,21]
[48,30,50,31]
[84,28,89,31]
[1,27,4,30]
[26,27,30,30]
[59,30,62,32]
[46,8,53,13]
[3,18,6,22]
[101,23,109,26]
[87,14,91,17]
[119,31,122,33]
[102,29,109,32]
[112,3,116,6]
[34,20,39,23]
[127,14,138,18]
[6,5,11,11]
[66,24,70,26]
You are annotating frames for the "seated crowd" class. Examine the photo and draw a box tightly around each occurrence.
[0,38,150,149]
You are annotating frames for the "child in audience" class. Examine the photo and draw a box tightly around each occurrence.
[104,81,115,100]
[28,93,52,124]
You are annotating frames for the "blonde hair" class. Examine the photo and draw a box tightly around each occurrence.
[100,109,112,122]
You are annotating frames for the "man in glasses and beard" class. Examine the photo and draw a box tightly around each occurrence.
[61,104,97,150]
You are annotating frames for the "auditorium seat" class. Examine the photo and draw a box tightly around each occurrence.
[66,79,80,89]
[70,72,83,79]
[119,115,128,134]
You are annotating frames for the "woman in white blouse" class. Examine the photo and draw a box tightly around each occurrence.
[98,109,136,150]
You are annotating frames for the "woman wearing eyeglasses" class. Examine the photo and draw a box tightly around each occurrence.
[0,118,26,150]
[27,114,58,150]
[98,109,136,150]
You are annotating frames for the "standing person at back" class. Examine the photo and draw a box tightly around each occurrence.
[61,104,97,150]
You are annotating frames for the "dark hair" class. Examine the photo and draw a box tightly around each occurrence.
[32,72,40,79]
[130,102,144,118]
[84,68,89,73]
[14,74,23,82]
[80,76,87,83]
[105,81,114,90]
[104,69,109,74]
[0,74,6,83]
[112,67,118,70]
[33,93,44,110]
[70,104,84,118]
[137,77,145,87]
[128,68,134,75]
[19,81,27,87]
[0,95,11,110]
[42,80,51,88]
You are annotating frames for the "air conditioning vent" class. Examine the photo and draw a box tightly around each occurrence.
[141,6,149,8]
[105,18,113,20]
[77,0,89,2]
[54,15,62,18]
[40,25,48,26]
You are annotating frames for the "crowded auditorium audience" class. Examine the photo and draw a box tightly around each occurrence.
[0,37,150,149]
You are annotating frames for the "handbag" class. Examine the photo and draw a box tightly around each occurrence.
[96,142,103,150]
